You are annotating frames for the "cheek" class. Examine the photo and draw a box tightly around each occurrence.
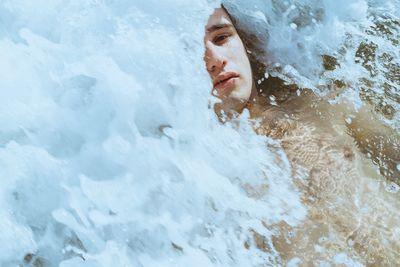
[229,40,252,76]
[237,53,252,85]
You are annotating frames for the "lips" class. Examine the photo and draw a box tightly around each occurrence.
[213,72,240,88]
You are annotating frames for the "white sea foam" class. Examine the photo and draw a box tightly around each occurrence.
[0,0,306,266]
[226,0,399,104]
[0,0,398,266]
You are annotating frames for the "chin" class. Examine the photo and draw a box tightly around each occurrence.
[230,90,251,103]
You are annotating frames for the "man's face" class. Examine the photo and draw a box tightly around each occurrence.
[204,8,254,108]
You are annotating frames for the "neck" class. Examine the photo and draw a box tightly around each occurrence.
[245,85,266,118]
[214,85,264,122]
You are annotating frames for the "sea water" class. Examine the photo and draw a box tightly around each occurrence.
[0,0,398,266]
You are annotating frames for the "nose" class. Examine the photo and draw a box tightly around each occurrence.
[204,42,227,75]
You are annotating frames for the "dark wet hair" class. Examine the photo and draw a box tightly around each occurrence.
[221,4,267,89]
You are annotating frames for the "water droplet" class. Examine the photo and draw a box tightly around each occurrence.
[385,182,400,193]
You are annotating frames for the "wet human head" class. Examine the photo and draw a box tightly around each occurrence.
[204,7,256,116]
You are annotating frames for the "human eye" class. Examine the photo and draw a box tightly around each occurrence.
[212,32,231,45]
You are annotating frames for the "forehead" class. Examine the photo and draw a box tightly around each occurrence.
[205,8,234,32]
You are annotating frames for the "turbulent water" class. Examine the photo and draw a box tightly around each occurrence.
[0,0,398,266]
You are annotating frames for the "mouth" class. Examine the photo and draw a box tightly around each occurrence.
[213,72,240,96]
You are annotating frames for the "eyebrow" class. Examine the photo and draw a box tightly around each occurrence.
[206,23,233,33]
